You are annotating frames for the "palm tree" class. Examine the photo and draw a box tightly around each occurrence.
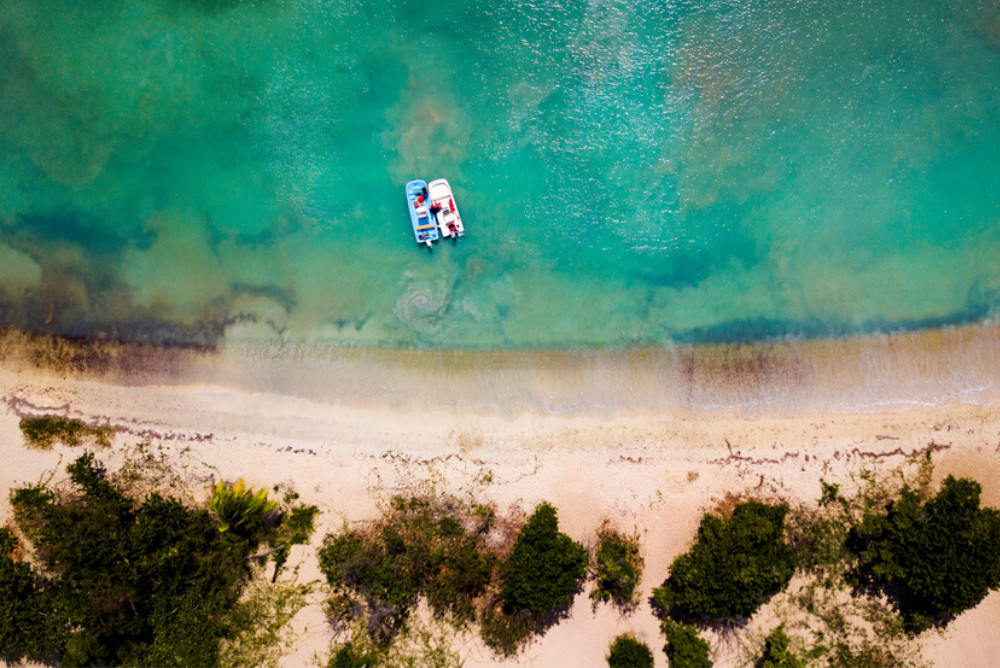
[209,479,277,536]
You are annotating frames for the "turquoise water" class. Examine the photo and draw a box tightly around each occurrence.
[1,0,999,348]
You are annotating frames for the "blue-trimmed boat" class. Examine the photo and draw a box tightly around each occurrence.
[405,180,439,247]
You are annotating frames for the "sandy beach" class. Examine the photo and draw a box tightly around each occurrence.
[4,1,1000,663]
[1,328,999,666]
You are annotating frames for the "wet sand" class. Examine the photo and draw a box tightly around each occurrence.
[2,321,998,415]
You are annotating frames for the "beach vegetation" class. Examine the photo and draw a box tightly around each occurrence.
[0,528,58,663]
[318,493,500,644]
[756,624,804,668]
[219,576,311,668]
[847,474,1000,632]
[652,500,797,621]
[786,467,923,577]
[0,451,317,666]
[270,499,321,579]
[590,522,644,610]
[319,494,589,659]
[19,415,111,449]
[477,598,537,656]
[662,619,712,667]
[606,633,654,667]
[778,462,937,666]
[499,502,588,618]
[327,611,463,668]
[479,502,588,654]
[209,477,279,537]
[328,641,378,667]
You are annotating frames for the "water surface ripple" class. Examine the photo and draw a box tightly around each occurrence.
[0,0,999,348]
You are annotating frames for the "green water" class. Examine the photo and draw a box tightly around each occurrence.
[1,0,999,348]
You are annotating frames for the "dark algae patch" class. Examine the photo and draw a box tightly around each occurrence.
[0,327,217,378]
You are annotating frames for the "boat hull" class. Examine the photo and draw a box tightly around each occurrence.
[405,180,439,247]
[428,178,465,239]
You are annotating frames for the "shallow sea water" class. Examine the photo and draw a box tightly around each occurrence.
[1,0,999,350]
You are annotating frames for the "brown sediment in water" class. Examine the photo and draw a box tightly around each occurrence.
[0,322,998,415]
[0,327,218,378]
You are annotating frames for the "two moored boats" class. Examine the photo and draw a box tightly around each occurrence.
[405,178,465,248]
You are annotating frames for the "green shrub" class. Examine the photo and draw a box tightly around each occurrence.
[19,415,111,449]
[0,531,58,663]
[847,475,1000,632]
[425,533,494,620]
[757,624,803,668]
[591,525,643,609]
[500,502,588,618]
[478,603,535,657]
[318,494,498,644]
[477,503,589,655]
[607,633,654,667]
[0,528,15,556]
[2,452,312,666]
[267,501,321,579]
[328,642,377,667]
[781,470,940,666]
[653,501,797,621]
[663,620,712,667]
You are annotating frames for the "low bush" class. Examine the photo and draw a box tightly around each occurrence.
[319,528,422,640]
[653,501,797,621]
[847,475,1000,632]
[320,496,590,658]
[19,415,111,449]
[477,502,588,656]
[500,502,588,618]
[663,620,712,667]
[781,466,941,666]
[607,633,654,667]
[591,524,643,610]
[477,602,536,657]
[757,624,803,668]
[318,495,498,643]
[328,642,377,667]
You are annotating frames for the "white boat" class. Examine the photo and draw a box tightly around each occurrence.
[428,178,465,240]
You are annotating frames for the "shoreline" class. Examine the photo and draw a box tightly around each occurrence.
[1,321,998,417]
[1,326,999,666]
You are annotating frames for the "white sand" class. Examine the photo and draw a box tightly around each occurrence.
[1,332,999,666]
